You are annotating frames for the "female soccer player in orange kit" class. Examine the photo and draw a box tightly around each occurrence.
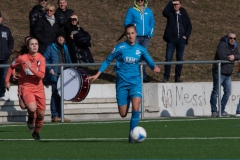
[5,38,46,140]
[11,36,32,110]
[10,36,37,132]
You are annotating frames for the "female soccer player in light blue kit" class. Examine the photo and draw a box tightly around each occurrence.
[87,24,160,143]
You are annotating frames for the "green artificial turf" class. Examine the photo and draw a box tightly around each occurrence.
[1,118,240,159]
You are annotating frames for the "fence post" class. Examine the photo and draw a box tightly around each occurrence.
[60,66,64,122]
[218,62,221,117]
[140,64,144,120]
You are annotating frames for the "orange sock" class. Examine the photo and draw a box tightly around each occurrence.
[33,112,37,127]
[34,116,44,133]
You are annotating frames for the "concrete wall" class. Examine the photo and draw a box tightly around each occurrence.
[143,82,240,117]
[5,82,240,117]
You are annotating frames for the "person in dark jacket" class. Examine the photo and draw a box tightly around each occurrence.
[0,12,14,101]
[34,4,60,55]
[65,14,79,61]
[65,14,94,63]
[54,0,74,32]
[29,0,48,38]
[162,0,192,83]
[210,32,240,117]
[44,30,72,122]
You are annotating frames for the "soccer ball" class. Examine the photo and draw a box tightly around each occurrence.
[130,126,147,142]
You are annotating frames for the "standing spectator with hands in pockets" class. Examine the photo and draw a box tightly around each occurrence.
[161,0,192,83]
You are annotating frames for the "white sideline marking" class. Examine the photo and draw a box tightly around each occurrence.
[0,117,239,128]
[1,137,240,141]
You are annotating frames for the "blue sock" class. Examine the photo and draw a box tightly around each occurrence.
[130,110,140,133]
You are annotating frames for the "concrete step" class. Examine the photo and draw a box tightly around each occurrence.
[0,99,160,123]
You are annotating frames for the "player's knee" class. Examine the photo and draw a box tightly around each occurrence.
[20,105,26,110]
[36,112,45,120]
[119,113,127,118]
[19,102,26,110]
[37,114,44,120]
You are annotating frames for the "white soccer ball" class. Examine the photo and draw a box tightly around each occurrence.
[130,126,147,142]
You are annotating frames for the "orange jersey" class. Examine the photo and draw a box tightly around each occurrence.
[11,59,24,95]
[5,53,46,109]
[6,53,45,87]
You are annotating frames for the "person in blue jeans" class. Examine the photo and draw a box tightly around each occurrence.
[235,65,240,116]
[210,32,240,117]
[162,0,192,83]
[236,100,240,117]
[44,31,72,122]
[0,12,14,101]
[124,0,155,83]
[87,24,160,143]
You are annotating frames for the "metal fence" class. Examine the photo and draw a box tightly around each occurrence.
[0,60,232,121]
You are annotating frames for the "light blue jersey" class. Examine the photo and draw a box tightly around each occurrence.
[99,41,156,84]
[124,4,155,38]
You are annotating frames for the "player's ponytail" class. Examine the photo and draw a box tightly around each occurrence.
[116,24,136,42]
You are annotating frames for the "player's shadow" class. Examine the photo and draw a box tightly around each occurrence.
[186,108,195,116]
[160,110,171,117]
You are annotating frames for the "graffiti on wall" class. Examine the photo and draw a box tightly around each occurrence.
[162,86,207,108]
[161,85,240,108]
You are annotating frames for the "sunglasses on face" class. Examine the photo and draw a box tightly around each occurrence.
[40,0,47,2]
[137,0,144,2]
[46,9,53,12]
[229,37,236,40]
[71,18,77,21]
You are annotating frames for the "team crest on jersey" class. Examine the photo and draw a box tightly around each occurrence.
[135,50,141,56]
[37,61,40,66]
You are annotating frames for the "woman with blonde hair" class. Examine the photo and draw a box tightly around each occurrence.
[34,4,60,54]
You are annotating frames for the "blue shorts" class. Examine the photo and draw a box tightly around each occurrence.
[116,78,142,107]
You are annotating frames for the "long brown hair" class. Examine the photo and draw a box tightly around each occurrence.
[116,24,136,42]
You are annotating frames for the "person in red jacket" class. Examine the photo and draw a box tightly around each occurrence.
[5,38,46,140]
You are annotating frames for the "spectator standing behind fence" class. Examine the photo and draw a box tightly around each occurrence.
[86,24,160,143]
[65,14,94,63]
[0,12,14,101]
[124,0,155,83]
[54,0,74,32]
[236,64,240,116]
[29,0,48,38]
[161,0,192,83]
[210,32,240,117]
[34,4,60,55]
[44,31,72,122]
